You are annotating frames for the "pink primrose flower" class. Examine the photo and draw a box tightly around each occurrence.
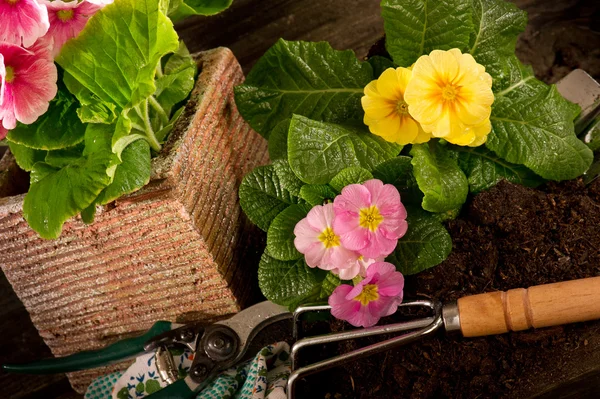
[333,179,408,259]
[0,0,49,47]
[0,124,7,140]
[332,255,383,281]
[328,262,404,328]
[294,203,358,271]
[40,0,109,57]
[0,42,57,130]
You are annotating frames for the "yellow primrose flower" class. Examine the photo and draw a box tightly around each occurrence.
[361,67,432,145]
[404,49,494,147]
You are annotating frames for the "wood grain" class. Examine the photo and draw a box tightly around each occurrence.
[0,48,268,394]
[458,277,600,337]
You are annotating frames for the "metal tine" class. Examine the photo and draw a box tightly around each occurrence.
[287,299,444,399]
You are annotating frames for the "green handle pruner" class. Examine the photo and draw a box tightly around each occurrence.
[2,321,173,374]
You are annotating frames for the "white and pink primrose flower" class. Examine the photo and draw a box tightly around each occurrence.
[293,203,358,272]
[0,0,49,47]
[333,179,408,259]
[329,262,404,328]
[0,42,57,131]
[40,0,110,57]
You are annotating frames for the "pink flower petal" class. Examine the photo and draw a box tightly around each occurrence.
[40,0,107,57]
[329,284,354,306]
[362,179,385,203]
[293,218,319,253]
[377,271,405,298]
[368,296,398,319]
[339,227,369,252]
[334,262,361,280]
[332,210,360,235]
[322,245,357,271]
[334,184,371,213]
[0,0,49,47]
[347,304,379,327]
[303,244,326,268]
[0,43,57,129]
[0,124,7,140]
[366,262,397,278]
[306,204,328,230]
[358,231,397,258]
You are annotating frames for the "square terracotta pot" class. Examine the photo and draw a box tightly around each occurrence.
[0,47,268,393]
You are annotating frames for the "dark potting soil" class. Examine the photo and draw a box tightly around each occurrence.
[296,179,600,398]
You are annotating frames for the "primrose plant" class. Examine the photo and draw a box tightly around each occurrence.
[234,0,593,327]
[0,0,233,239]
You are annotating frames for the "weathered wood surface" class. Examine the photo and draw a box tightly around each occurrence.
[0,48,268,395]
[0,0,598,398]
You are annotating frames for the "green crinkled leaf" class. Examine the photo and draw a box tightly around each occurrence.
[95,139,152,205]
[372,156,423,205]
[367,56,395,78]
[410,142,468,213]
[155,41,197,113]
[239,165,301,232]
[273,159,304,197]
[57,0,179,109]
[267,204,311,261]
[7,89,86,150]
[23,124,119,239]
[81,203,97,224]
[449,145,543,193]
[234,39,374,138]
[8,142,46,172]
[329,166,373,192]
[381,0,474,66]
[44,144,85,169]
[268,119,291,161]
[288,115,402,184]
[469,0,527,86]
[487,58,593,180]
[30,163,59,185]
[63,72,118,124]
[168,0,233,21]
[298,184,337,207]
[319,272,341,299]
[387,207,452,275]
[258,250,326,308]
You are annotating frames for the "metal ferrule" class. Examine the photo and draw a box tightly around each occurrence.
[442,300,462,334]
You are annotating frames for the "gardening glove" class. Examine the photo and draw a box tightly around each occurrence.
[84,342,291,399]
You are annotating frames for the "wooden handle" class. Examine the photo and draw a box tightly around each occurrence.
[457,277,600,337]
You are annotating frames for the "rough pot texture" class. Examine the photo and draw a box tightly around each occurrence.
[0,48,268,393]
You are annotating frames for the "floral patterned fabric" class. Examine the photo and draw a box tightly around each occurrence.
[84,343,291,399]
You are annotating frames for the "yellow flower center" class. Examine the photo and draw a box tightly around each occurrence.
[318,227,340,248]
[441,85,458,101]
[7,0,19,4]
[57,9,75,22]
[5,66,15,84]
[395,100,409,115]
[355,284,379,305]
[359,205,384,231]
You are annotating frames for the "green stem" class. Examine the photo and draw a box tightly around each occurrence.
[155,62,164,78]
[149,96,169,126]
[136,100,161,152]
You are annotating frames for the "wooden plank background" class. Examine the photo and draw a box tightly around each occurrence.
[1,0,598,398]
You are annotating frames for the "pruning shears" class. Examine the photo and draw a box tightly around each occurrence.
[5,276,600,399]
